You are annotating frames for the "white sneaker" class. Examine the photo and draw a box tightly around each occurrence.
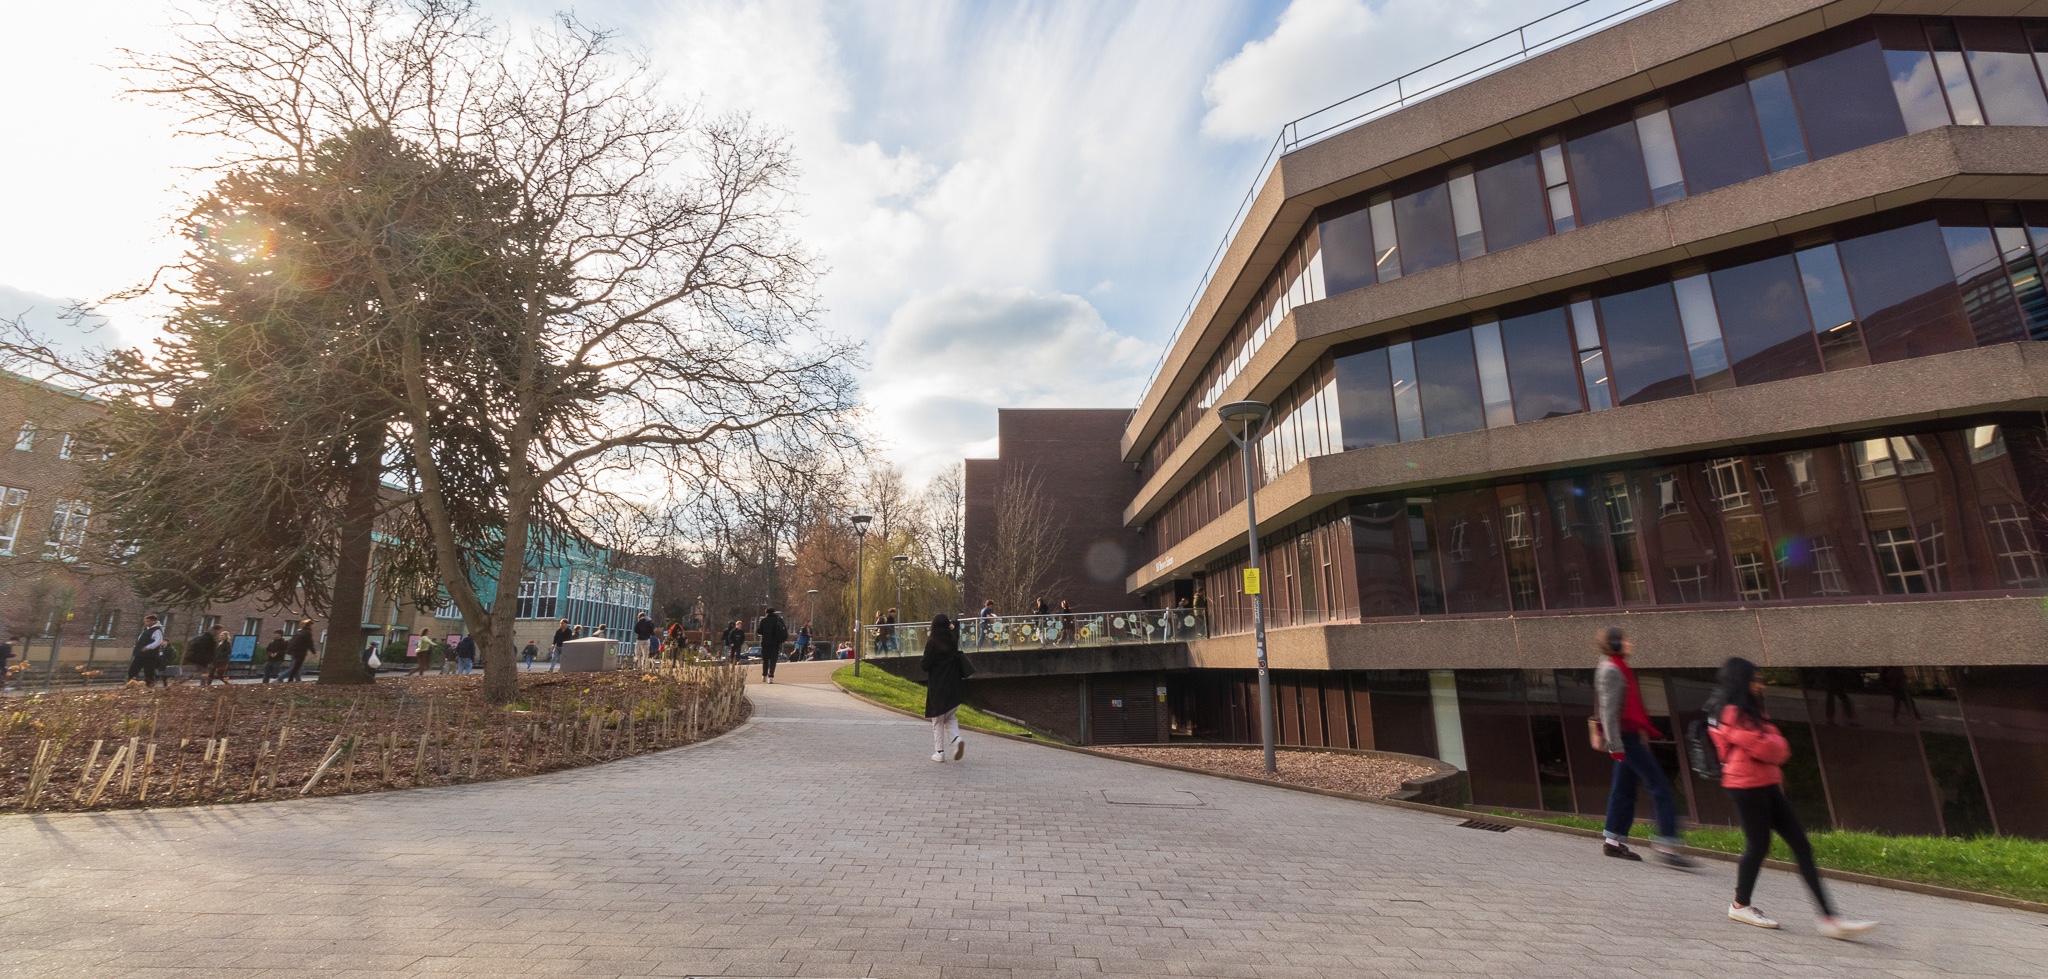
[930,752,945,763]
[1728,904,1779,929]
[952,736,964,761]
[1816,917,1878,939]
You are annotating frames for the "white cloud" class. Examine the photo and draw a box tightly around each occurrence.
[1202,0,1569,141]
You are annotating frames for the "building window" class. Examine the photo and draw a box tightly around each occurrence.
[1538,136,1575,233]
[1919,519,1950,591]
[1811,536,1850,596]
[0,486,27,555]
[1785,451,1819,495]
[1873,527,1931,594]
[241,617,262,635]
[57,434,75,460]
[1705,458,1751,510]
[14,421,36,452]
[1752,463,1777,505]
[1967,424,2008,463]
[517,572,560,619]
[1502,504,1532,548]
[91,609,119,639]
[1668,564,1711,603]
[201,615,221,633]
[43,499,90,561]
[1984,503,2046,587]
[1734,552,1775,601]
[1655,473,1686,516]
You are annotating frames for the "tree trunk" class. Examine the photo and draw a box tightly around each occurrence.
[478,502,530,704]
[318,427,383,685]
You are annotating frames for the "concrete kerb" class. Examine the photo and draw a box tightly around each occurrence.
[830,677,2048,918]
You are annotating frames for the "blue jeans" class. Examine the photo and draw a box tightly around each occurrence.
[457,657,474,675]
[1604,732,1681,844]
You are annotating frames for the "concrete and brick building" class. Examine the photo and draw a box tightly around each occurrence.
[963,0,2048,839]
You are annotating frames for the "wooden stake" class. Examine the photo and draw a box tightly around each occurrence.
[301,736,346,795]
[84,745,129,807]
[251,741,271,796]
[212,738,229,789]
[120,737,139,796]
[23,739,51,807]
[414,732,429,785]
[138,743,157,802]
[73,739,105,801]
[342,737,356,791]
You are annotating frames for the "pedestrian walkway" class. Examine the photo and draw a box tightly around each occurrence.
[1,676,2041,979]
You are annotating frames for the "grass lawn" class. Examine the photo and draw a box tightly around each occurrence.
[1482,808,2048,904]
[831,664,1047,739]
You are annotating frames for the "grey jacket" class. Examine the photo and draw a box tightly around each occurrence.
[1594,658,1628,754]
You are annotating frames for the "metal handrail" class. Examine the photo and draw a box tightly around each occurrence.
[860,607,1210,655]
[1133,0,1677,419]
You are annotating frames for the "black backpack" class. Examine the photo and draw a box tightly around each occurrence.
[1685,691,1726,783]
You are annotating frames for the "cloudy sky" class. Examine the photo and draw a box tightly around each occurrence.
[1,0,1575,483]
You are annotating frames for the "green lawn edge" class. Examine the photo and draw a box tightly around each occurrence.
[830,663,1052,740]
[1481,808,2048,904]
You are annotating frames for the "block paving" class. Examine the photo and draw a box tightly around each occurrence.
[3,672,2043,978]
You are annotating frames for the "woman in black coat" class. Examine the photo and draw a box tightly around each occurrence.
[922,614,970,763]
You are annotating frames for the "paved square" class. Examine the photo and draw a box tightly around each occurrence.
[3,675,2043,978]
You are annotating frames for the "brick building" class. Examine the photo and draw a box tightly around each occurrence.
[0,370,433,674]
[963,0,2048,839]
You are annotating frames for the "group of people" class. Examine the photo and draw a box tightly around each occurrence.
[1593,626,1878,939]
[116,614,319,687]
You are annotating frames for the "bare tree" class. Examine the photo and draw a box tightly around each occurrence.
[915,463,966,590]
[976,467,1067,614]
[128,0,860,702]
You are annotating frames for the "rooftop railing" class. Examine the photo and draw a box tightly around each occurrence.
[1134,0,1678,415]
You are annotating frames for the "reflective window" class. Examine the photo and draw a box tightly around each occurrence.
[1939,202,2031,347]
[1369,194,1401,282]
[1710,251,1824,385]
[1353,500,1416,617]
[1333,344,1399,450]
[1958,19,2048,126]
[1534,475,1617,609]
[1539,138,1575,233]
[1745,61,1809,171]
[1991,203,2048,340]
[1498,305,1583,423]
[1634,101,1686,205]
[1412,328,1485,438]
[1388,340,1423,442]
[1927,21,1987,125]
[1448,166,1485,260]
[1434,487,1511,614]
[1568,299,1614,411]
[1473,146,1550,251]
[1391,176,1459,275]
[1794,243,1867,370]
[1563,109,1651,226]
[1787,26,1908,159]
[1672,273,1733,391]
[1596,280,1695,407]
[1837,218,1975,363]
[1669,69,1768,195]
[1318,202,1377,295]
[1470,320,1515,429]
[1880,19,1954,132]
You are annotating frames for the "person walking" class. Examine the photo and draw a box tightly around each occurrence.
[976,599,997,649]
[755,607,788,683]
[1057,600,1077,645]
[409,631,436,676]
[550,618,573,671]
[793,622,812,662]
[126,614,168,686]
[522,640,538,670]
[210,626,235,685]
[1711,657,1879,937]
[1594,626,1694,867]
[455,634,477,675]
[1190,587,1209,637]
[184,625,219,687]
[921,614,971,763]
[634,613,656,662]
[262,628,289,683]
[283,619,315,682]
[722,620,746,662]
[666,621,685,662]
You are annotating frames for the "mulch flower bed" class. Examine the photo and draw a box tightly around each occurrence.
[1,664,749,813]
[1093,745,1436,798]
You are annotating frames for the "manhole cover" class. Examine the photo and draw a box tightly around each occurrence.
[1456,818,1513,832]
[1101,788,1205,807]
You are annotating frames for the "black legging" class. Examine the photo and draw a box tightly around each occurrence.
[762,647,780,678]
[1728,784,1834,916]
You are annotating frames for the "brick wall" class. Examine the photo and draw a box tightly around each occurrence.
[964,674,1083,743]
[962,409,1139,616]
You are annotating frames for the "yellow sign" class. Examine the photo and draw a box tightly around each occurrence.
[1242,568,1261,595]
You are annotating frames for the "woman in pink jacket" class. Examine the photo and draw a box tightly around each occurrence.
[1709,658,1877,938]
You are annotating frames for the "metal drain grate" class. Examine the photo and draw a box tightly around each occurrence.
[1457,819,1513,832]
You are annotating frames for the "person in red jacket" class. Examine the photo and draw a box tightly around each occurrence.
[1709,657,1877,939]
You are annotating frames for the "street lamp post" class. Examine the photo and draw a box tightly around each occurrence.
[805,588,819,653]
[851,513,872,676]
[1217,399,1277,774]
[891,554,909,652]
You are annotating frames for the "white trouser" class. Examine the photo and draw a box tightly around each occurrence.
[931,709,960,753]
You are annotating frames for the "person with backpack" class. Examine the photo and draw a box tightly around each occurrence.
[1709,657,1878,938]
[184,626,219,686]
[455,634,478,675]
[721,620,746,662]
[262,628,290,683]
[282,619,315,682]
[127,614,168,686]
[755,607,788,683]
[1593,626,1694,867]
[921,614,971,763]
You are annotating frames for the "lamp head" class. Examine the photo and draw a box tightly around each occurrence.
[807,588,819,596]
[891,554,909,564]
[851,513,872,536]
[1216,400,1272,427]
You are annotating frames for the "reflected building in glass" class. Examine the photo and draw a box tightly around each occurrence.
[960,0,2048,839]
